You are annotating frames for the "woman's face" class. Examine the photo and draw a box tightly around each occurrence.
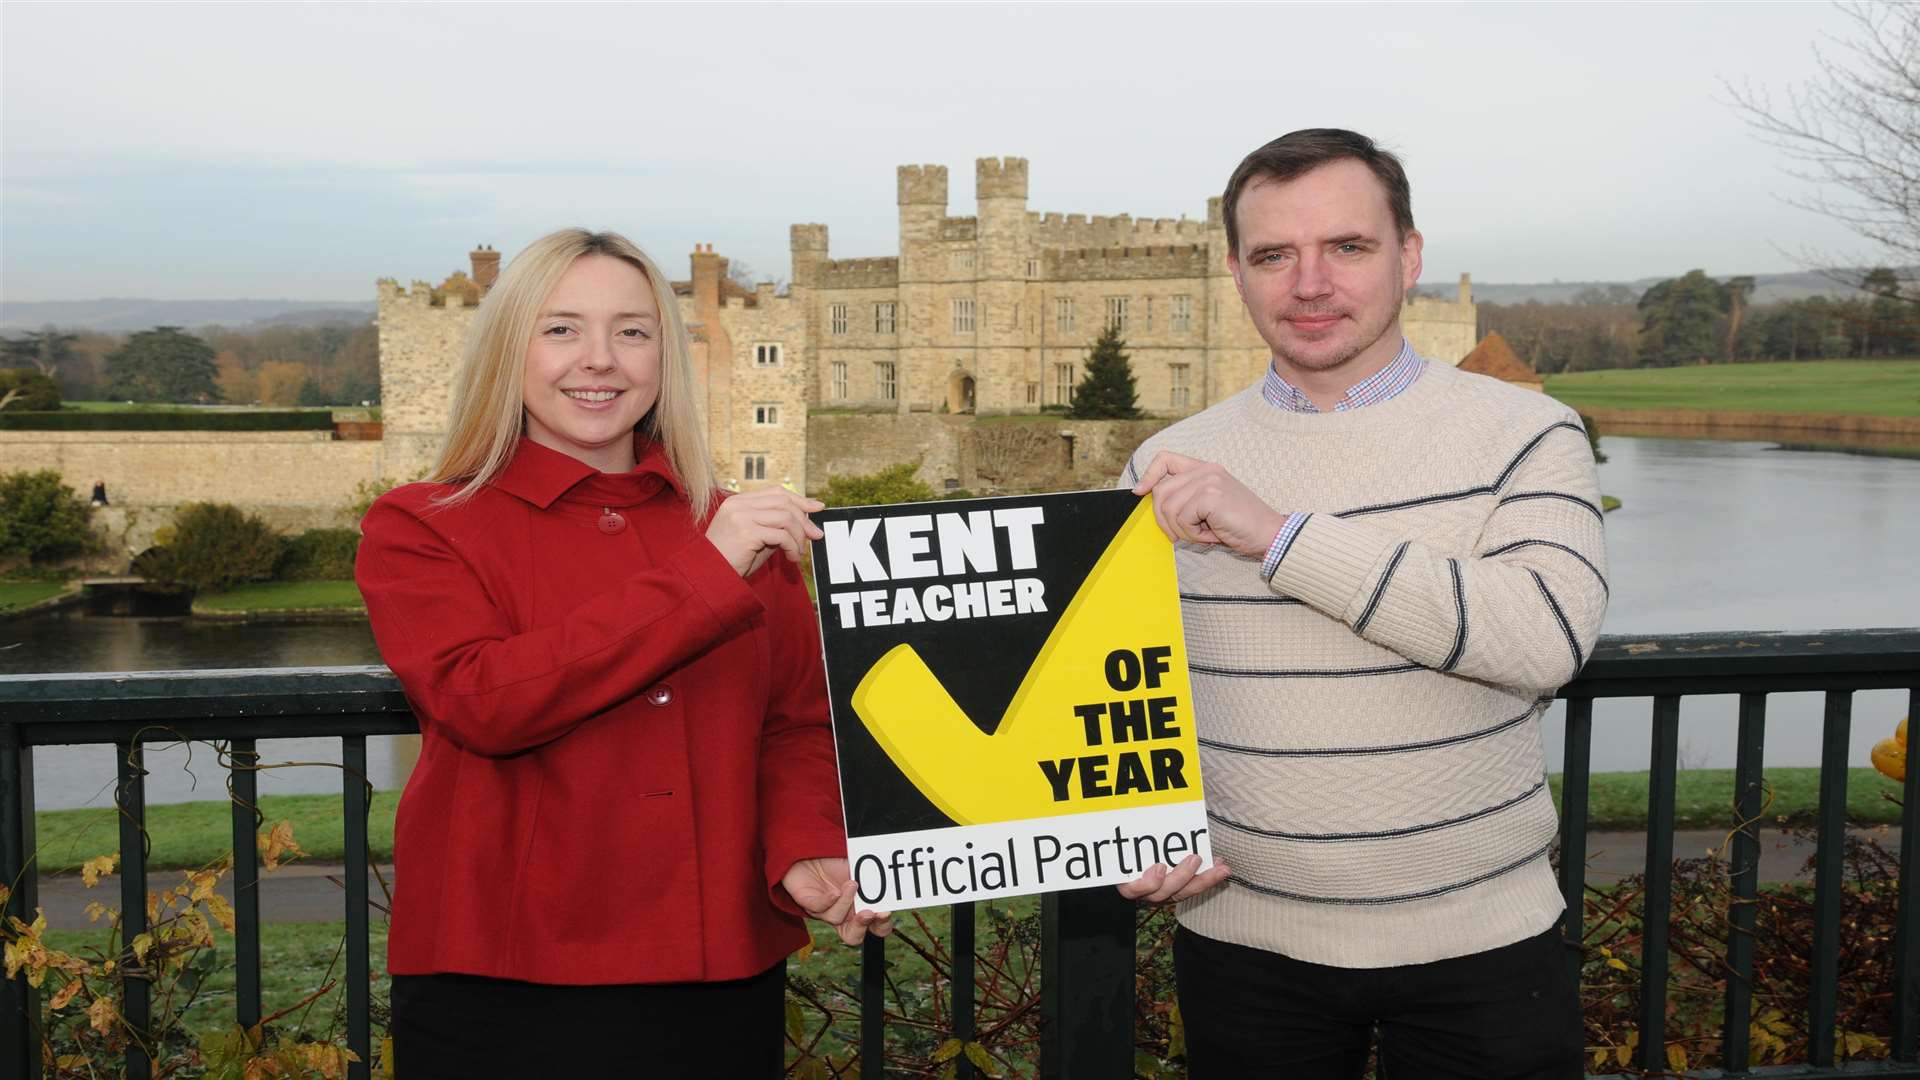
[521,253,663,473]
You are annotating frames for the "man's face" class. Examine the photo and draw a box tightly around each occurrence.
[1228,159,1423,376]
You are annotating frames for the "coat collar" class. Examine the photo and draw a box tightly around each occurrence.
[489,433,686,510]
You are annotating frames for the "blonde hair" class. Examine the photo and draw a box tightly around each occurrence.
[429,229,716,521]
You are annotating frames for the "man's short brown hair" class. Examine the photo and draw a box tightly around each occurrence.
[1221,129,1415,255]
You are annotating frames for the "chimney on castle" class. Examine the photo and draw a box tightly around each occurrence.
[690,242,727,313]
[470,245,501,291]
[1458,272,1472,305]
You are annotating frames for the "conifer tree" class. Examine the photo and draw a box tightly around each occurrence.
[1068,325,1142,419]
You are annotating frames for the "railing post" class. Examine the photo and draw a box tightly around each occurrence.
[1637,695,1680,1074]
[860,933,886,1071]
[1722,691,1767,1073]
[1809,690,1853,1067]
[1,728,40,1080]
[1558,696,1594,986]
[1041,886,1134,1079]
[1896,686,1920,1062]
[228,737,262,1033]
[116,741,152,1080]
[343,736,371,1080]
[952,900,975,1079]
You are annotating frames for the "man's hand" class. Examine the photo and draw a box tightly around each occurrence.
[1116,854,1231,904]
[706,487,825,577]
[782,857,894,946]
[1131,452,1285,558]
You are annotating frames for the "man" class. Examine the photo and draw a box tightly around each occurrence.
[1116,129,1606,1078]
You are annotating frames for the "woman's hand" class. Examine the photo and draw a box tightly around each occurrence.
[706,488,825,578]
[782,857,894,946]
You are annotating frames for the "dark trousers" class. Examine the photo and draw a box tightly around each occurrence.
[1173,925,1583,1080]
[391,962,786,1079]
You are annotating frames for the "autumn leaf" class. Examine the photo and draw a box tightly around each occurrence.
[83,901,108,923]
[375,1036,396,1080]
[932,1038,963,1063]
[1667,1044,1689,1070]
[793,937,814,963]
[131,932,153,963]
[785,998,806,1043]
[188,869,217,903]
[87,996,116,1035]
[48,979,83,1010]
[206,894,237,934]
[1606,957,1629,972]
[80,854,118,888]
[963,1042,997,1074]
[258,821,306,871]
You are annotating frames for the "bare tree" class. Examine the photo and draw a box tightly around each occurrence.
[1724,2,1920,300]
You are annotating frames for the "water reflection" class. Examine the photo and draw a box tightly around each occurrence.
[4,613,416,810]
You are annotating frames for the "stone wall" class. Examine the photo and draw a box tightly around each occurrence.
[805,414,1177,497]
[1,430,382,556]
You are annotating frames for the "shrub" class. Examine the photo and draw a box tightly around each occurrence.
[0,470,95,561]
[1580,411,1609,464]
[0,367,61,411]
[136,503,283,592]
[276,528,360,581]
[818,462,936,508]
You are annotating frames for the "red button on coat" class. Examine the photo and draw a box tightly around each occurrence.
[597,510,627,535]
[646,684,673,706]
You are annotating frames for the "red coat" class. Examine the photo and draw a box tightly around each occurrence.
[356,436,846,984]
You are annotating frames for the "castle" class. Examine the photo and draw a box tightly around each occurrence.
[376,157,1478,491]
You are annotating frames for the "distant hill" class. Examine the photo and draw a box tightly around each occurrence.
[0,299,374,333]
[1452,269,1916,307]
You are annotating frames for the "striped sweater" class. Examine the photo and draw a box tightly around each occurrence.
[1122,359,1608,968]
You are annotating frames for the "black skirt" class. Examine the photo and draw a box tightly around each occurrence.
[390,961,786,1078]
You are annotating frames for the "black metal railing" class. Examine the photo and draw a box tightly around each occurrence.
[3,628,1918,1079]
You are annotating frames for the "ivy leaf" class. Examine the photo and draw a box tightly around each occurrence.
[80,854,118,888]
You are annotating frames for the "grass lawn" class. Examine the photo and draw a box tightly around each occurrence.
[1545,359,1920,418]
[35,791,402,875]
[0,581,68,611]
[1557,766,1901,830]
[193,580,364,614]
[31,768,1902,880]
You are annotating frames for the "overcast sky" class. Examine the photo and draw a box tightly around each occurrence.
[0,2,1883,301]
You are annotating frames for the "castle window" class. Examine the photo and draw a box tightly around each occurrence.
[829,303,847,336]
[1026,382,1040,405]
[953,251,976,272]
[1172,294,1193,333]
[1055,297,1075,333]
[1027,258,1039,278]
[877,362,898,401]
[830,362,848,400]
[754,343,782,366]
[874,302,897,335]
[743,454,767,481]
[1105,296,1128,333]
[1169,364,1191,408]
[952,298,976,334]
[753,404,779,426]
[1053,363,1075,405]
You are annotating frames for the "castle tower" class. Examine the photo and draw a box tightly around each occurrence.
[688,243,735,466]
[895,165,949,413]
[469,245,500,291]
[974,157,1030,412]
[789,224,829,289]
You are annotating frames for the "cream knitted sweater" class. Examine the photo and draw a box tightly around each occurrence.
[1123,360,1608,968]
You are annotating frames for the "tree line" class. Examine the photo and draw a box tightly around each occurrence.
[1476,267,1920,375]
[0,320,379,407]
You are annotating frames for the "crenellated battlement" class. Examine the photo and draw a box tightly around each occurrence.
[975,156,1028,201]
[1044,244,1210,281]
[898,164,949,207]
[1029,210,1210,252]
[940,217,978,242]
[817,257,901,289]
[376,277,479,308]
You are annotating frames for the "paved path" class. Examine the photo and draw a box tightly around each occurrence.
[24,826,1900,930]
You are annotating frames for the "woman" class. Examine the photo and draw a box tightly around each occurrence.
[356,229,886,1077]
